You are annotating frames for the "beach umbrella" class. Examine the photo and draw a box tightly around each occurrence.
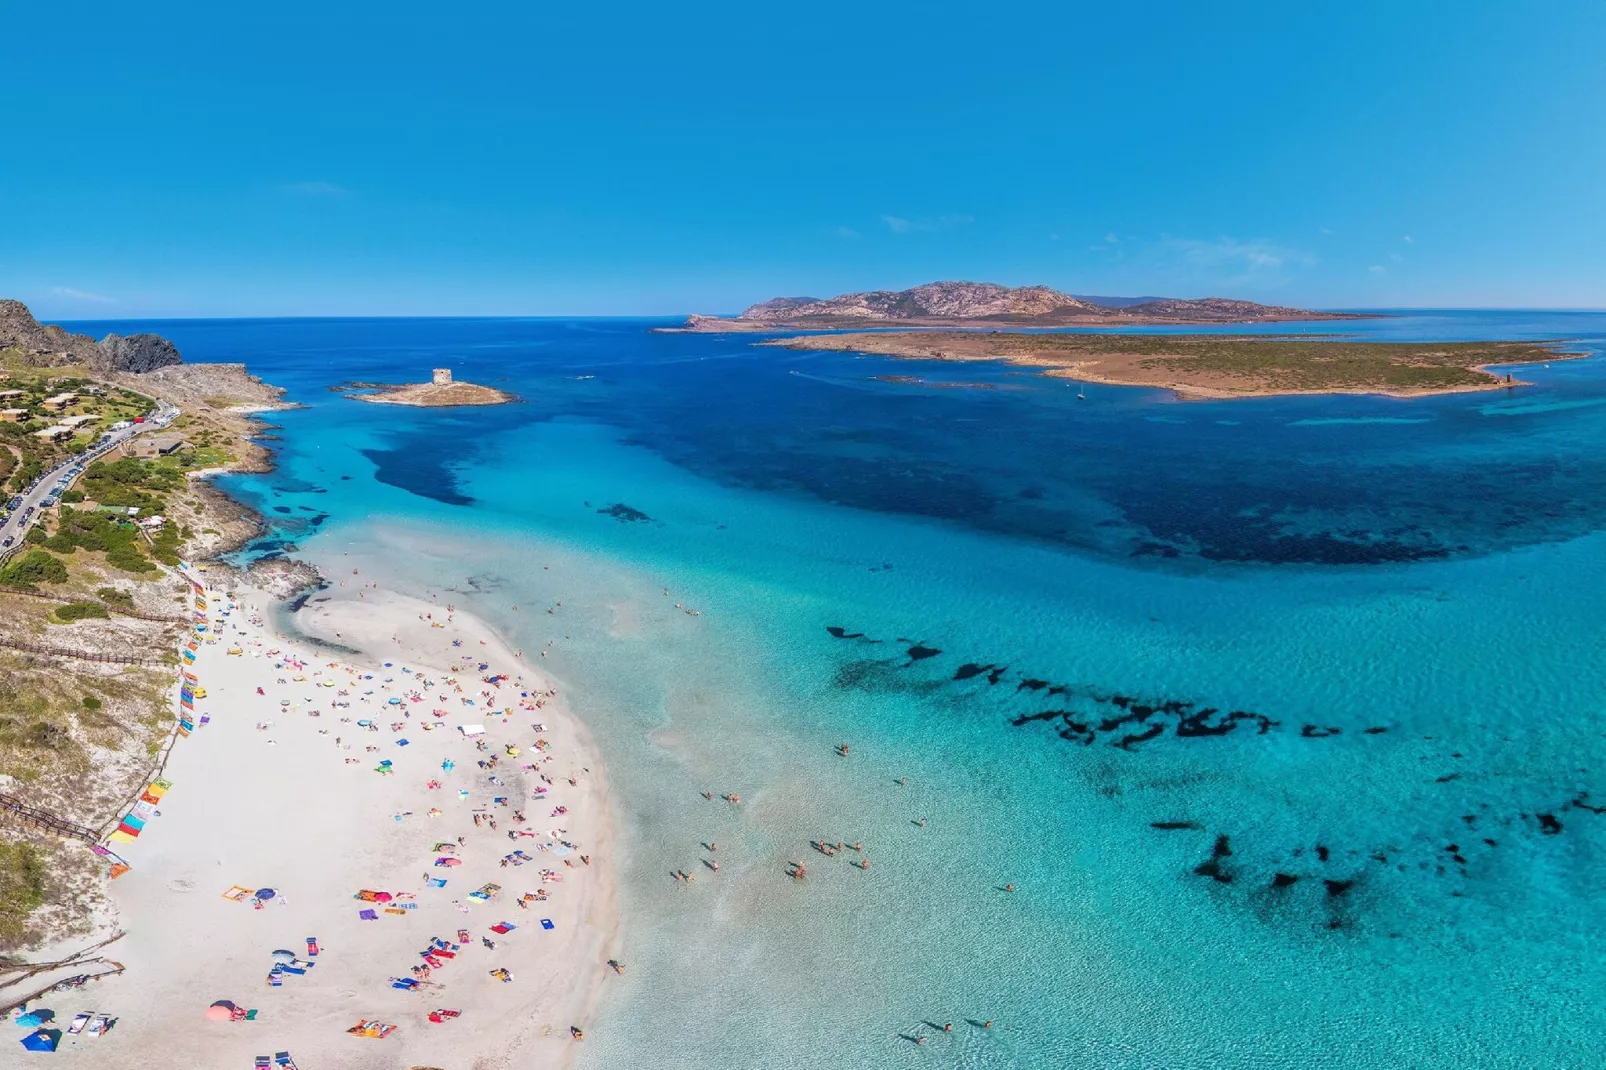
[255,887,276,901]
[14,1011,44,1027]
[270,949,296,962]
[374,891,394,902]
[388,698,402,705]
[20,1030,59,1052]
[205,1000,236,1021]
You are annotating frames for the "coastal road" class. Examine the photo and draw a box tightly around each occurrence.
[0,403,180,561]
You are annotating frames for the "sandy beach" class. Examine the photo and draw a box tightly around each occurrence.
[24,575,617,1068]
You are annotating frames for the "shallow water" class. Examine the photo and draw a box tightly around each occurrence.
[71,312,1606,1067]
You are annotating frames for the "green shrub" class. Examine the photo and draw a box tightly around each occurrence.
[104,544,156,574]
[81,695,102,709]
[0,550,68,588]
[54,602,110,622]
[61,489,84,503]
[97,586,133,607]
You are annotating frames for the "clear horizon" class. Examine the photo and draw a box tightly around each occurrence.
[5,2,1604,319]
[47,303,1606,326]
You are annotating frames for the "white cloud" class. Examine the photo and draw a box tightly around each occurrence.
[1390,253,1405,263]
[833,226,860,239]
[1402,234,1413,243]
[1318,227,1334,235]
[50,286,115,304]
[880,213,973,234]
[283,180,350,196]
[1369,265,1387,274]
[1166,236,1313,272]
[1104,232,1119,244]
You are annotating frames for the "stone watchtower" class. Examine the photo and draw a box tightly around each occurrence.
[432,368,452,385]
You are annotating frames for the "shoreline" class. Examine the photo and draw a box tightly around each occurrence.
[763,331,1581,401]
[36,574,618,1067]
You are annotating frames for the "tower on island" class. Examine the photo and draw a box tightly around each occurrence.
[432,368,452,385]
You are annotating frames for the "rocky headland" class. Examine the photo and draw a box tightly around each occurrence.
[0,299,184,374]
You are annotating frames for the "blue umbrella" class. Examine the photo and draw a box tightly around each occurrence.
[21,1029,60,1052]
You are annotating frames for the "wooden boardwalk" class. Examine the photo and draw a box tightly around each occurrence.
[0,635,169,667]
[0,584,188,624]
[0,791,99,844]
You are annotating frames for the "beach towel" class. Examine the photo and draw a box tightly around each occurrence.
[108,830,137,845]
[541,918,555,930]
[358,908,378,921]
[426,878,447,888]
[490,922,516,934]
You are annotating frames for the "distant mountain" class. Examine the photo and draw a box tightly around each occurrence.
[689,282,1352,332]
[1072,294,1167,309]
[738,281,1096,323]
[1117,296,1328,321]
[0,298,183,374]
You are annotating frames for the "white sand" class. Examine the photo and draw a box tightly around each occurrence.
[45,581,618,1069]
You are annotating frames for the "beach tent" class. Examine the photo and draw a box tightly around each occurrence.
[205,1000,236,1021]
[459,725,486,738]
[20,1029,60,1052]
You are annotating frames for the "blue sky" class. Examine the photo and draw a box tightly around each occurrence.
[4,2,1604,317]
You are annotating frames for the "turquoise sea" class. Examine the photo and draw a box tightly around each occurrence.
[71,312,1606,1067]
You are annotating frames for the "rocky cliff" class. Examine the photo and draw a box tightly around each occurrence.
[97,332,183,373]
[0,298,182,373]
[0,298,105,365]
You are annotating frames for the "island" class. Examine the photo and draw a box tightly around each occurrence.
[346,368,515,407]
[766,331,1575,399]
[662,281,1367,332]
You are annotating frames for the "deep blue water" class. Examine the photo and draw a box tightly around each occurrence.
[75,311,1606,569]
[65,313,1606,1068]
